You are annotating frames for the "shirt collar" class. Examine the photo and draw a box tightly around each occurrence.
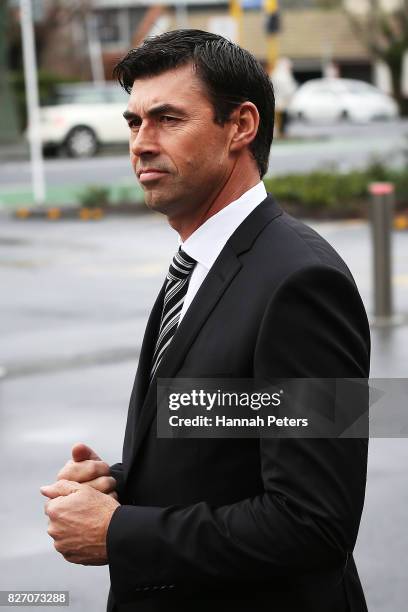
[179,182,267,270]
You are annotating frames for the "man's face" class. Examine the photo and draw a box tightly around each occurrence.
[124,64,235,217]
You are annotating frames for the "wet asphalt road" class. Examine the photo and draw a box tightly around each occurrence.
[0,213,407,611]
[1,120,407,192]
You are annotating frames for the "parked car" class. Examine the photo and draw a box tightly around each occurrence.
[32,83,130,158]
[288,78,399,123]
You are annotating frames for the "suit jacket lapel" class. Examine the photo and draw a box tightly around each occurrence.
[127,245,242,466]
[127,195,283,468]
[134,281,165,399]
[121,280,165,476]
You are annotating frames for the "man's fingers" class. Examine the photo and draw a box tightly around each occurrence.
[57,459,110,483]
[86,475,116,494]
[41,479,81,499]
[71,443,101,463]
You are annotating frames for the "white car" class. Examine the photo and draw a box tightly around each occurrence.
[34,83,130,157]
[288,78,399,123]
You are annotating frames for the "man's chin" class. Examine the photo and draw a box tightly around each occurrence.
[143,192,178,216]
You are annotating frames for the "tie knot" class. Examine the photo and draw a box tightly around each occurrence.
[167,248,196,282]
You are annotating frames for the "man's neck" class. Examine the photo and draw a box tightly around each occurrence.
[168,160,261,242]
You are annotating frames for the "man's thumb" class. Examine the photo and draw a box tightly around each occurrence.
[41,480,80,499]
[71,442,101,463]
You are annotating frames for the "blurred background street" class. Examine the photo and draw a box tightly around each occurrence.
[1,0,408,610]
[0,119,407,189]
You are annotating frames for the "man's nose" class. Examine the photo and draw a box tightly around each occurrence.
[130,124,160,158]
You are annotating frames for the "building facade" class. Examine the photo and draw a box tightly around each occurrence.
[29,0,405,93]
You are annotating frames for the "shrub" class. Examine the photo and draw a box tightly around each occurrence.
[77,185,110,208]
[264,161,408,217]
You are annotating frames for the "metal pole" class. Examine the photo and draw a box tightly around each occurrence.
[264,0,280,73]
[86,13,105,84]
[229,0,243,45]
[369,183,394,319]
[19,0,46,205]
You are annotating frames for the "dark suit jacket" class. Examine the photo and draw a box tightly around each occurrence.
[106,195,370,612]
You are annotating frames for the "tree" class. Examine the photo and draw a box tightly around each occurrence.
[5,0,93,130]
[0,0,20,140]
[350,0,408,114]
[35,0,93,79]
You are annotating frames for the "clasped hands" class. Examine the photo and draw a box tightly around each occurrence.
[41,443,120,565]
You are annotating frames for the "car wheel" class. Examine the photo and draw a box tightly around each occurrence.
[43,144,59,158]
[64,126,98,158]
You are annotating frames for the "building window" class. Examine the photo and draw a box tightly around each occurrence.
[96,9,121,44]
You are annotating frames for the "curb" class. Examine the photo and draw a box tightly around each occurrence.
[9,203,408,227]
[13,203,149,220]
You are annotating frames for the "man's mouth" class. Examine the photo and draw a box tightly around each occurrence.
[137,168,169,183]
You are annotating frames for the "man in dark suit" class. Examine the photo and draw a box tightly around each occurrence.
[42,30,370,612]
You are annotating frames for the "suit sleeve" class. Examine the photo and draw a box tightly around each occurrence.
[107,265,370,601]
[109,462,125,502]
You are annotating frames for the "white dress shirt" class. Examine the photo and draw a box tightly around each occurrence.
[178,181,267,324]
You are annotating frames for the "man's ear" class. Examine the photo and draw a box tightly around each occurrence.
[229,102,260,153]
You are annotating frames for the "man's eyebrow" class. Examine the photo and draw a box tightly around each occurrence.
[123,110,139,121]
[123,104,186,121]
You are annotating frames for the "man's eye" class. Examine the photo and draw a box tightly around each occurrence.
[160,115,177,123]
[128,121,140,129]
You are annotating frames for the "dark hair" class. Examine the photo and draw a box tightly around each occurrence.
[113,29,275,177]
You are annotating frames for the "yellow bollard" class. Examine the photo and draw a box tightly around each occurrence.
[394,215,408,231]
[79,207,91,220]
[47,207,61,220]
[91,207,104,220]
[16,208,31,219]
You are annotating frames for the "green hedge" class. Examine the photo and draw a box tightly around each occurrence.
[76,163,408,219]
[263,161,408,218]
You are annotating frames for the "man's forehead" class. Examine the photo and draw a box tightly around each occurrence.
[128,64,206,108]
[132,62,196,86]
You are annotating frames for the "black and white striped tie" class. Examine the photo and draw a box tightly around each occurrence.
[150,249,196,379]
